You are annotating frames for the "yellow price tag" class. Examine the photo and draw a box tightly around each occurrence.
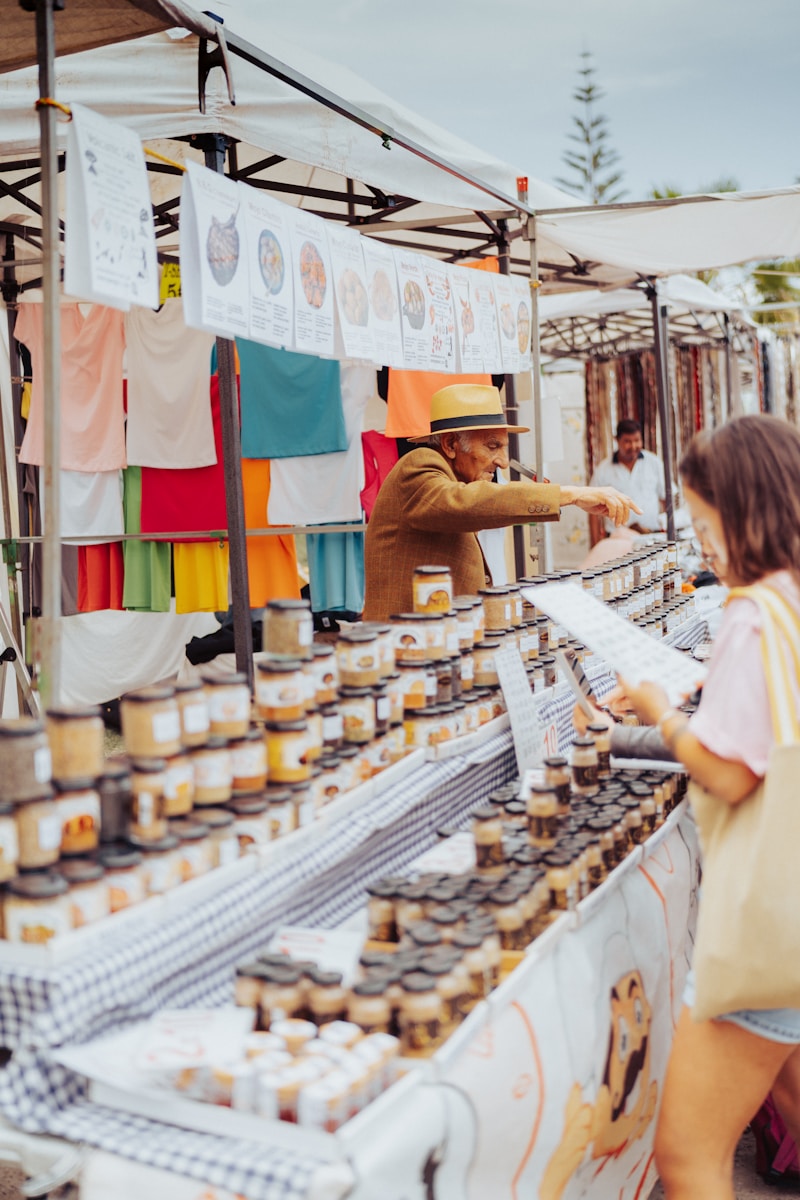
[159,261,181,303]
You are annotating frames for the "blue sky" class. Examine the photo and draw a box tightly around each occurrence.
[258,0,798,203]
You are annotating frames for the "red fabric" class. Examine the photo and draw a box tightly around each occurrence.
[77,543,124,611]
[360,430,399,520]
[139,375,229,542]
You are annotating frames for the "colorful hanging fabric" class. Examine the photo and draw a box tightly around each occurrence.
[77,543,124,612]
[306,529,365,615]
[236,340,347,459]
[384,370,492,439]
[360,429,398,520]
[173,541,229,613]
[122,466,172,612]
[241,458,300,608]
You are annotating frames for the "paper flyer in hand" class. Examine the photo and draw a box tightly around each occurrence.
[523,582,707,705]
[242,184,295,348]
[180,160,249,338]
[65,103,158,311]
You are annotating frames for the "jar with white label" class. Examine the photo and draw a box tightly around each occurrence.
[53,781,101,856]
[265,720,312,784]
[98,759,132,843]
[199,807,240,868]
[264,786,298,839]
[229,728,268,795]
[391,613,446,663]
[319,702,343,751]
[175,680,211,748]
[340,687,377,745]
[203,673,251,739]
[4,872,71,943]
[360,622,396,678]
[228,795,271,850]
[46,706,105,784]
[59,858,110,927]
[452,598,476,650]
[191,737,233,805]
[473,640,500,688]
[135,833,181,894]
[98,845,146,911]
[478,586,513,632]
[336,629,381,688]
[0,718,52,802]
[14,790,61,870]
[129,759,169,841]
[0,803,19,883]
[168,819,213,881]
[255,659,306,722]
[162,751,195,817]
[412,565,453,614]
[308,644,339,706]
[396,660,430,711]
[120,685,182,759]
[263,598,314,661]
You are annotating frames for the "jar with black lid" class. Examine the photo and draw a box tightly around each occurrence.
[0,802,18,883]
[587,722,612,777]
[129,759,168,842]
[175,679,210,748]
[339,686,376,745]
[169,818,213,881]
[202,672,251,739]
[229,727,268,795]
[98,844,145,911]
[319,701,343,751]
[53,779,101,856]
[120,685,182,759]
[59,857,110,927]
[254,658,306,723]
[372,683,390,737]
[4,871,71,943]
[472,804,505,876]
[399,972,442,1056]
[571,735,599,797]
[46,706,105,784]
[133,832,181,894]
[544,756,571,814]
[526,783,559,849]
[265,786,298,839]
[0,718,52,803]
[263,598,314,662]
[336,628,381,688]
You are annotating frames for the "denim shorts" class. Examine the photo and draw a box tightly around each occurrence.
[684,969,800,1044]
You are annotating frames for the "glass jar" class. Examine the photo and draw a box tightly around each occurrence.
[452,597,476,650]
[265,721,312,784]
[308,644,339,706]
[336,629,381,688]
[263,598,314,661]
[472,805,504,876]
[587,722,612,778]
[46,706,104,784]
[98,759,133,843]
[319,701,343,751]
[191,737,233,805]
[315,754,344,808]
[59,858,110,927]
[339,687,377,745]
[360,623,396,679]
[168,818,213,881]
[175,680,211,748]
[399,973,442,1056]
[478,586,513,632]
[203,673,251,739]
[129,758,169,841]
[307,968,349,1026]
[460,648,475,693]
[544,755,571,814]
[372,684,391,738]
[541,656,557,689]
[255,659,306,723]
[434,660,453,706]
[134,833,181,894]
[229,728,268,795]
[289,779,315,828]
[265,786,299,839]
[526,783,559,849]
[163,751,195,817]
[305,707,323,763]
[391,612,446,663]
[98,844,146,911]
[228,794,271,850]
[53,781,101,855]
[0,802,19,883]
[396,660,434,711]
[196,807,239,868]
[4,872,71,943]
[473,640,500,688]
[412,565,453,614]
[120,685,182,759]
[571,735,599,797]
[0,718,52,802]
[347,980,392,1035]
[14,790,61,870]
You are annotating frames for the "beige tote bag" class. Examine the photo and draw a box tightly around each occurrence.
[691,583,800,1023]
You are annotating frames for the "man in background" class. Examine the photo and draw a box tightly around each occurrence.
[588,419,665,546]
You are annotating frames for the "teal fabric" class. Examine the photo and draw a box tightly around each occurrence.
[306,527,365,614]
[234,341,347,459]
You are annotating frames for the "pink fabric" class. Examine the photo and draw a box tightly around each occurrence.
[360,429,398,520]
[16,302,126,471]
[690,571,800,776]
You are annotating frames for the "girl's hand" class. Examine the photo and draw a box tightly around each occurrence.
[572,701,614,736]
[617,678,671,727]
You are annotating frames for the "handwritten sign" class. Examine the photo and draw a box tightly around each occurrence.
[65,103,158,311]
[495,643,546,772]
[135,1007,253,1070]
[522,582,707,706]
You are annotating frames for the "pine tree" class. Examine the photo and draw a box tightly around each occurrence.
[555,52,626,205]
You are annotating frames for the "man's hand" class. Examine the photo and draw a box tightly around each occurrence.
[560,485,642,527]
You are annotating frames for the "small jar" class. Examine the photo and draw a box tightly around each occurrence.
[191,737,233,805]
[587,722,612,778]
[392,612,446,663]
[412,564,453,614]
[452,597,476,650]
[134,833,181,894]
[229,728,268,795]
[399,972,442,1056]
[169,818,213,881]
[228,794,271,850]
[489,889,527,950]
[98,844,146,910]
[163,751,195,817]
[53,781,101,855]
[459,648,475,693]
[0,718,52,802]
[472,804,505,875]
[361,622,397,678]
[265,786,299,839]
[14,790,61,870]
[129,758,169,841]
[46,706,104,783]
[571,735,599,797]
[473,640,500,688]
[308,969,349,1027]
[265,721,312,784]
[452,928,489,1006]
[260,964,305,1025]
[289,779,315,828]
[203,673,251,739]
[544,755,571,814]
[541,656,557,689]
[479,586,513,631]
[372,684,391,737]
[198,807,239,868]
[545,858,574,917]
[263,598,314,661]
[526,783,559,849]
[316,754,344,807]
[120,685,182,759]
[384,673,404,728]
[319,701,344,751]
[367,881,397,942]
[339,687,377,745]
[396,661,434,711]
[175,680,211,748]
[434,660,453,706]
[4,872,71,943]
[336,629,381,688]
[0,803,19,883]
[59,858,110,927]
[98,759,133,843]
[347,979,392,1035]
[255,659,306,723]
[309,644,339,706]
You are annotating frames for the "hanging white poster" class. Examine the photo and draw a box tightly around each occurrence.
[328,225,376,361]
[361,238,404,368]
[451,265,484,373]
[513,274,534,371]
[495,272,521,374]
[396,252,456,372]
[472,271,504,373]
[64,103,158,311]
[242,183,294,348]
[180,160,249,338]
[289,209,335,357]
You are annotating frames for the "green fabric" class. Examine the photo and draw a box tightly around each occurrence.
[122,466,172,612]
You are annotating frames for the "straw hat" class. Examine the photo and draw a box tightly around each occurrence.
[407,383,529,440]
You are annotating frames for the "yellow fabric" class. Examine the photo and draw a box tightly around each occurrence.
[20,380,31,421]
[173,541,229,613]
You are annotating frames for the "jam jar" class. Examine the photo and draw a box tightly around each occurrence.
[263,598,314,661]
[129,759,169,841]
[53,780,101,856]
[14,789,61,870]
[46,706,104,784]
[175,680,211,748]
[412,565,453,614]
[4,872,71,943]
[98,844,146,911]
[191,737,233,805]
[203,673,251,739]
[336,629,381,688]
[255,659,306,723]
[120,685,182,759]
[0,802,19,883]
[265,721,312,784]
[308,644,339,706]
[229,728,268,795]
[98,759,133,843]
[339,687,377,745]
[59,857,110,927]
[0,718,52,802]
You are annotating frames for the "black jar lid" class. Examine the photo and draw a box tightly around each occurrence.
[400,970,437,994]
[407,921,442,947]
[129,758,168,773]
[169,819,209,841]
[0,802,13,817]
[389,612,439,623]
[264,720,308,732]
[452,927,483,949]
[308,967,344,987]
[228,796,268,816]
[202,672,248,687]
[8,871,68,899]
[471,804,501,822]
[98,845,143,870]
[46,705,102,721]
[312,643,335,658]
[122,684,175,703]
[197,808,233,829]
[0,717,45,737]
[256,658,303,674]
[339,686,375,698]
[428,905,459,926]
[352,978,390,997]
[100,757,132,781]
[418,956,452,977]
[266,598,311,612]
[235,961,272,979]
[175,679,205,694]
[128,833,179,854]
[58,858,104,885]
[52,778,98,794]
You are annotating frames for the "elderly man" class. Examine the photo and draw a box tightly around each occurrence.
[363,383,638,620]
[589,418,665,545]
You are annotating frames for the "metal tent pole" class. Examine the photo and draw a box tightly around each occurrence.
[497,220,526,580]
[201,134,254,689]
[525,211,547,573]
[650,284,676,542]
[31,0,63,707]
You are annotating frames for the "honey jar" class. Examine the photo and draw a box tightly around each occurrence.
[255,659,306,722]
[46,706,104,783]
[412,565,453,614]
[263,598,314,661]
[120,685,181,759]
[203,673,251,739]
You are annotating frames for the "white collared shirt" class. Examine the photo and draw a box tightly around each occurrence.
[590,449,665,533]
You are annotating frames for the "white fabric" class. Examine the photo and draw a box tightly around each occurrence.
[266,363,372,524]
[124,298,216,468]
[477,473,510,585]
[590,449,665,535]
[46,470,124,543]
[537,273,745,321]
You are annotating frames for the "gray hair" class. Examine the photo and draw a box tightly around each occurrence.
[419,431,474,452]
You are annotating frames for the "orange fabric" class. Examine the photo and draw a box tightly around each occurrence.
[77,543,124,611]
[463,258,500,273]
[385,370,492,439]
[241,458,301,606]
